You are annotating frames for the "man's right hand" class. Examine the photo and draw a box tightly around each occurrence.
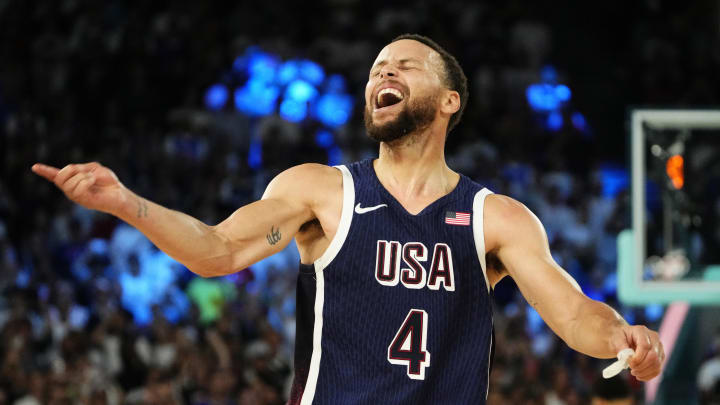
[32,162,127,215]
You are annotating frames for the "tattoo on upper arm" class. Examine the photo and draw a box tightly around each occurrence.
[266,225,281,245]
[136,199,148,218]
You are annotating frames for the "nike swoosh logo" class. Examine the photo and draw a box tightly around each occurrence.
[355,203,388,214]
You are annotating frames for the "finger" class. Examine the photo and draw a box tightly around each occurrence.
[71,175,96,199]
[31,164,60,182]
[631,349,659,375]
[77,161,102,173]
[629,332,651,368]
[63,172,91,197]
[55,164,83,188]
[657,341,666,364]
[635,365,662,381]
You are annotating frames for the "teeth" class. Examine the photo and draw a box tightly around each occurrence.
[377,88,403,104]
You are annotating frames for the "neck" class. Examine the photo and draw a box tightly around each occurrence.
[374,122,458,200]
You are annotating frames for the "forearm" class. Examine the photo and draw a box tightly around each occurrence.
[114,189,232,277]
[566,299,628,359]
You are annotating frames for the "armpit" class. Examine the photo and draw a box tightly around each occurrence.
[485,249,507,285]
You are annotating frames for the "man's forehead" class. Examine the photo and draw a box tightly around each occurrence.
[372,39,439,67]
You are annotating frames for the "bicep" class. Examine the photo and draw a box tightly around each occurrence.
[213,197,311,272]
[211,166,322,274]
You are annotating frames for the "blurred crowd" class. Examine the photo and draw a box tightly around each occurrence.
[2,0,720,404]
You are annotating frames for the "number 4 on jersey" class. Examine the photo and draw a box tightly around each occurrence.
[388,309,431,380]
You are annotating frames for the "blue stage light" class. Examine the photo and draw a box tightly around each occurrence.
[555,84,571,102]
[232,55,247,73]
[248,138,262,169]
[315,94,353,127]
[285,80,318,103]
[247,49,279,83]
[315,130,334,148]
[224,47,354,128]
[546,111,563,131]
[325,74,347,94]
[328,146,342,166]
[234,79,280,116]
[541,65,557,83]
[526,84,559,111]
[279,99,307,122]
[599,166,629,198]
[571,112,587,131]
[204,84,229,111]
[644,304,664,322]
[277,60,300,84]
[299,60,325,85]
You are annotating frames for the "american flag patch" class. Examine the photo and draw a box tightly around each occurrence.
[445,211,470,226]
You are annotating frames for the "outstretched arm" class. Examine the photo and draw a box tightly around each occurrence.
[484,194,664,381]
[32,162,335,277]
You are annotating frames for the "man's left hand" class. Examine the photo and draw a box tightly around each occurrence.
[610,325,665,381]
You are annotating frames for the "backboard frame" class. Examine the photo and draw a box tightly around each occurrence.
[618,109,720,305]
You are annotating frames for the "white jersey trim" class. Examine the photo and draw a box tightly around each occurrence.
[300,270,324,405]
[300,164,354,405]
[313,165,355,272]
[472,188,494,293]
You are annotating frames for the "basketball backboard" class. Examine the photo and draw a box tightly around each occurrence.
[618,109,720,305]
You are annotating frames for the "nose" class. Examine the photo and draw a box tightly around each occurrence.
[379,64,397,78]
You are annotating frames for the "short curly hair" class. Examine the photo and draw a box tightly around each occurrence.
[392,34,468,135]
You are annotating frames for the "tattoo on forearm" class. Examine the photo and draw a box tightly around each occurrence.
[136,199,148,218]
[266,225,281,245]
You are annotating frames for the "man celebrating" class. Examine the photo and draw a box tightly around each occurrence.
[33,34,663,404]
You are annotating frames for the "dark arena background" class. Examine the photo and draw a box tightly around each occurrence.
[2,1,720,404]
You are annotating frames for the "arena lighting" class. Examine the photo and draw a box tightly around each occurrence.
[234,78,281,116]
[204,83,229,110]
[644,303,664,322]
[526,65,579,132]
[571,111,587,131]
[315,130,334,148]
[325,74,347,94]
[277,60,300,84]
[247,50,280,83]
[599,165,629,198]
[279,99,307,122]
[328,146,342,166]
[526,83,571,112]
[666,154,684,189]
[546,110,563,131]
[248,137,262,169]
[298,59,325,85]
[285,79,318,103]
[207,46,355,169]
[222,47,353,127]
[314,93,354,128]
[315,130,343,165]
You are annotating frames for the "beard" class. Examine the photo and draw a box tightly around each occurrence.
[364,93,438,143]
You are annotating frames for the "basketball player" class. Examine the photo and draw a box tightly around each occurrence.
[32,34,664,404]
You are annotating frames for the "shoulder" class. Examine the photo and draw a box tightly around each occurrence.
[270,163,341,185]
[484,193,545,251]
[485,193,531,220]
[262,163,343,203]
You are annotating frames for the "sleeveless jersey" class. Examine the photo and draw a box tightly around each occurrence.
[289,159,495,405]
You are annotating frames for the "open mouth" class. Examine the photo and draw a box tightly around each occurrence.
[375,87,405,110]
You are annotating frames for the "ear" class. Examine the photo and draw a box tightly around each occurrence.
[440,90,460,115]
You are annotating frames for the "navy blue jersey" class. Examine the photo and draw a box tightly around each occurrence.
[289,159,494,405]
